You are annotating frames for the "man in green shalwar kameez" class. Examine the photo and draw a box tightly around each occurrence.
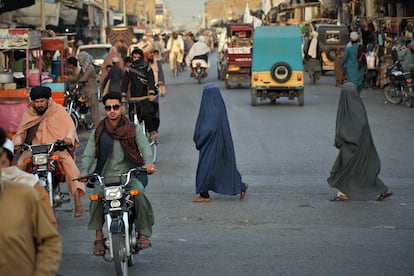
[80,92,155,256]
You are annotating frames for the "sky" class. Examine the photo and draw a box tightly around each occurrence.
[163,0,206,30]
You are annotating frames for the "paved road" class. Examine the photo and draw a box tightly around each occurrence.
[57,53,414,276]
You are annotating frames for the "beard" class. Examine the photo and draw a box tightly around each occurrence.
[34,106,47,116]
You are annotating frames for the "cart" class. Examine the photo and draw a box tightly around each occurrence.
[41,36,68,105]
[0,29,41,138]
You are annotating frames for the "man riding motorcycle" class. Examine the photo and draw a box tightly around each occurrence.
[79,91,155,256]
[12,86,86,217]
[185,36,210,77]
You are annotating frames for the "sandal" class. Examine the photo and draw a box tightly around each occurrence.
[136,235,151,250]
[377,190,393,201]
[93,240,106,256]
[330,195,350,202]
[191,196,211,203]
[74,205,84,217]
[240,183,248,200]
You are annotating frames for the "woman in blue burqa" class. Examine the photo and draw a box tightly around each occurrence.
[192,83,248,202]
[327,83,392,201]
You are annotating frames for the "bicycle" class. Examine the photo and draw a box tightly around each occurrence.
[129,99,158,164]
[170,51,181,77]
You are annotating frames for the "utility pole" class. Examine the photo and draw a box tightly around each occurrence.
[40,0,45,30]
[123,0,127,25]
[102,0,108,43]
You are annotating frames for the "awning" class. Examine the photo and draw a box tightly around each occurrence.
[0,0,35,13]
[13,2,61,26]
[60,4,78,25]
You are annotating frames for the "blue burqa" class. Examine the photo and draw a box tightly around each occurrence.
[193,83,244,196]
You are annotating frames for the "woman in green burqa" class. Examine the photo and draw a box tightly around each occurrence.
[327,83,392,201]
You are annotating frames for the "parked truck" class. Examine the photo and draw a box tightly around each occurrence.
[217,23,253,89]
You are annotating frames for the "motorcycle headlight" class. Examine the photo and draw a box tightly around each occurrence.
[32,154,48,165]
[78,95,88,103]
[110,200,121,208]
[104,186,123,200]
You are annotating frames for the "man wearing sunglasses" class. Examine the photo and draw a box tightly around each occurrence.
[79,91,156,256]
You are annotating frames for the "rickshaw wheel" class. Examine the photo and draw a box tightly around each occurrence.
[225,79,230,89]
[298,89,304,106]
[251,88,257,106]
[271,62,292,83]
[326,48,337,61]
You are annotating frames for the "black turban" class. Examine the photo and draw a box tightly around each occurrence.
[30,86,52,101]
[131,48,143,57]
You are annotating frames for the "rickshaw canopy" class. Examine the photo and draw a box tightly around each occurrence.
[252,26,303,72]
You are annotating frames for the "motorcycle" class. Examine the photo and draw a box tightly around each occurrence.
[64,83,94,129]
[191,58,208,84]
[75,167,147,276]
[383,60,414,108]
[18,140,70,208]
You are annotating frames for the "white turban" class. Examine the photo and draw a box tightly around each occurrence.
[350,32,359,42]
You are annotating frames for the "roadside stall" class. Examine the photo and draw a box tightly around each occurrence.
[0,28,42,138]
[41,36,68,105]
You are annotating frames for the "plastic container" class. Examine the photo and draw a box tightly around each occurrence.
[51,61,66,77]
[29,69,40,86]
[0,98,28,133]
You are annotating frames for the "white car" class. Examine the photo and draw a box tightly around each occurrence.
[76,43,112,75]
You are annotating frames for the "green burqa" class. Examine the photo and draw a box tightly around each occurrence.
[327,83,387,200]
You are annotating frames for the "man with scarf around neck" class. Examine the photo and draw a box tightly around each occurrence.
[121,48,159,140]
[79,91,156,256]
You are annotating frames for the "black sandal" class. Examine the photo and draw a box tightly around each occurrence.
[377,190,393,201]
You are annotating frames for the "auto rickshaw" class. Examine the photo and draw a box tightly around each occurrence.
[316,24,349,74]
[250,25,304,106]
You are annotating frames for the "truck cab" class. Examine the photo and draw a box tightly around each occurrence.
[217,24,253,89]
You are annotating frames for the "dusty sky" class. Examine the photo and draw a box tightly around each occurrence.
[163,0,206,30]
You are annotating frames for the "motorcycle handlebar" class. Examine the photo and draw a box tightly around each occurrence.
[73,167,147,188]
[17,140,66,154]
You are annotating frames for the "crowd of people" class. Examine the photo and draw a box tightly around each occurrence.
[1,24,400,273]
[0,30,215,268]
[302,17,414,89]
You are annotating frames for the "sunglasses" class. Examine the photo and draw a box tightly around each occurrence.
[104,104,121,111]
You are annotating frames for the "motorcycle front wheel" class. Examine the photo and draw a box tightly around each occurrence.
[46,171,54,208]
[406,96,414,108]
[383,84,403,105]
[85,118,94,130]
[70,112,79,129]
[149,139,157,164]
[112,232,128,276]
